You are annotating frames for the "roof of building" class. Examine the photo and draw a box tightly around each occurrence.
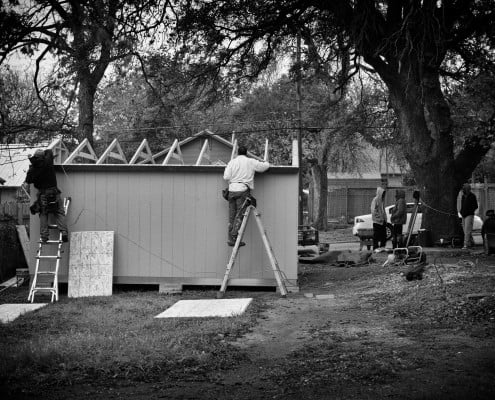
[168,129,264,161]
[0,144,46,187]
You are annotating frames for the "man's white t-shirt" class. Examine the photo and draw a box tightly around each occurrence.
[223,155,270,192]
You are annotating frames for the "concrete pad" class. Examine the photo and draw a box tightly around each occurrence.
[0,303,47,323]
[0,277,17,287]
[154,298,253,318]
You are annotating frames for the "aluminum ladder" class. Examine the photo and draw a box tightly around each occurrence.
[28,197,71,303]
[217,201,288,299]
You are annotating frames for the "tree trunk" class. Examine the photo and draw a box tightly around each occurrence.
[388,71,463,242]
[310,162,328,231]
[77,78,97,145]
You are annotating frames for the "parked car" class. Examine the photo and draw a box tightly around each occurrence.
[352,203,482,240]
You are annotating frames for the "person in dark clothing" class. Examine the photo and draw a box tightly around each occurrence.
[482,209,495,255]
[25,149,68,243]
[390,189,407,248]
[459,183,478,249]
[371,186,387,250]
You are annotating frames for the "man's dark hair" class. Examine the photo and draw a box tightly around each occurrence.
[238,146,247,155]
[487,209,495,217]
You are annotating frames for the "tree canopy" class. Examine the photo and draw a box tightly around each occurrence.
[0,0,172,143]
[175,0,495,239]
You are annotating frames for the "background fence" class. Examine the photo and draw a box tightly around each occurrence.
[326,184,495,223]
[0,201,30,226]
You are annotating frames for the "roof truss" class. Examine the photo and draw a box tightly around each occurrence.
[64,139,98,164]
[130,139,155,164]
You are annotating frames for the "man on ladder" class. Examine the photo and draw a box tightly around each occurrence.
[223,145,269,246]
[25,148,70,303]
[25,148,68,243]
[220,144,287,298]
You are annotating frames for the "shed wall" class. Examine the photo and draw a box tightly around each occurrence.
[29,165,298,288]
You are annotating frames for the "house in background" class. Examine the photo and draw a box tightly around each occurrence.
[325,146,408,223]
[0,144,37,204]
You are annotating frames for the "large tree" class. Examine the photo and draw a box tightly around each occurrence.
[175,0,495,240]
[0,0,171,144]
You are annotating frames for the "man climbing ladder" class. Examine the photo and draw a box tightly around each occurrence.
[218,195,288,298]
[223,145,269,246]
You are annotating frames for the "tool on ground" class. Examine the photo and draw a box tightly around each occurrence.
[405,190,421,247]
[28,197,71,303]
[218,197,288,299]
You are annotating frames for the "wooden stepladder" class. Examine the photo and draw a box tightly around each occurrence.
[217,201,288,299]
[28,197,71,303]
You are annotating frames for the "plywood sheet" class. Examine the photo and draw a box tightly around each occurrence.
[154,298,253,318]
[68,231,114,298]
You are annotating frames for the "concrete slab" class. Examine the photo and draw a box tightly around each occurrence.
[0,303,47,323]
[0,277,18,287]
[154,298,253,318]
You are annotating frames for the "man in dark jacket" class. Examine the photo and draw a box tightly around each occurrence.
[482,209,495,254]
[25,149,68,243]
[459,183,478,249]
[391,189,407,248]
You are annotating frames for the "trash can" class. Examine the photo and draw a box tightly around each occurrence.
[418,229,432,247]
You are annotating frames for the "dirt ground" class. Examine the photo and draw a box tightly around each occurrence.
[4,251,495,400]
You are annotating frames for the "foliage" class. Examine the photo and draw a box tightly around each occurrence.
[0,0,173,142]
[174,0,495,239]
[0,66,75,143]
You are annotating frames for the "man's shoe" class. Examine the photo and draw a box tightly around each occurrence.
[61,233,69,243]
[227,241,246,247]
[40,237,48,243]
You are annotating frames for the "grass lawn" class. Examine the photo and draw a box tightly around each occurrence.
[0,287,263,387]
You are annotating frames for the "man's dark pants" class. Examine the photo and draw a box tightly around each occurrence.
[228,190,249,242]
[392,224,403,248]
[373,223,387,249]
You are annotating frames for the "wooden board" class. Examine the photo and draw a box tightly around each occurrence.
[68,231,114,298]
[15,225,30,268]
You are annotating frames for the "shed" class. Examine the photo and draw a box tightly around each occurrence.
[29,133,299,291]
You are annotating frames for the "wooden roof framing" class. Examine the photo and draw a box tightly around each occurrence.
[53,131,299,167]
[129,139,155,164]
[63,139,98,164]
[96,139,127,164]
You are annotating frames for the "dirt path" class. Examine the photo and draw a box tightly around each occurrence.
[10,259,495,400]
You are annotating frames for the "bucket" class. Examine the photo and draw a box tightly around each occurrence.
[418,229,432,247]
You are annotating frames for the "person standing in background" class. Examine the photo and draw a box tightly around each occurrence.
[371,186,387,250]
[459,183,478,249]
[391,189,407,248]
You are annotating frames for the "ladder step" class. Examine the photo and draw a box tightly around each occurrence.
[36,271,57,275]
[43,240,63,244]
[32,287,56,291]
[36,255,60,259]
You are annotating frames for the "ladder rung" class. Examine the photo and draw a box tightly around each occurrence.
[36,255,60,259]
[48,225,59,229]
[44,240,62,244]
[32,287,56,291]
[36,271,57,275]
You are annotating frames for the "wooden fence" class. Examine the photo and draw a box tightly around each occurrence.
[324,183,495,224]
[0,201,30,227]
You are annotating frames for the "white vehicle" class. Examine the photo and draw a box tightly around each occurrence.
[352,203,482,239]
